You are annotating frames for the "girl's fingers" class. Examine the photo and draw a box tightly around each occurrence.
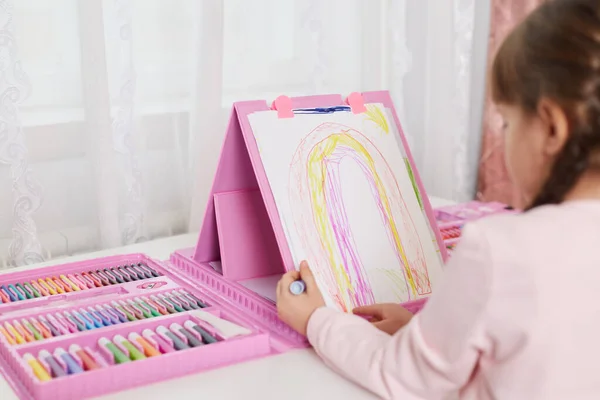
[277,270,301,297]
[353,304,385,319]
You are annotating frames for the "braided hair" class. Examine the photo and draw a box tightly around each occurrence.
[491,0,600,210]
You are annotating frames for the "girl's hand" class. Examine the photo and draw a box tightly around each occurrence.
[353,303,413,335]
[276,261,325,336]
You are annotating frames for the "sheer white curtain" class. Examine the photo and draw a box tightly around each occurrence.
[0,0,488,268]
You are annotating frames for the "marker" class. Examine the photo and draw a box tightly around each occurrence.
[30,281,48,297]
[38,350,66,378]
[82,272,103,287]
[15,283,33,299]
[157,326,189,350]
[132,264,152,279]
[82,308,104,328]
[124,265,144,280]
[142,329,175,353]
[99,337,130,364]
[170,323,203,347]
[23,353,51,381]
[173,291,198,310]
[103,268,122,284]
[0,287,10,303]
[140,263,160,278]
[23,282,41,298]
[8,284,24,300]
[104,304,127,323]
[73,310,95,329]
[135,297,161,317]
[69,345,100,371]
[23,319,43,340]
[128,332,160,357]
[184,320,218,344]
[114,335,146,361]
[13,320,34,342]
[4,322,24,344]
[30,318,52,339]
[0,325,16,345]
[39,279,57,295]
[289,280,306,295]
[95,270,112,286]
[54,348,84,374]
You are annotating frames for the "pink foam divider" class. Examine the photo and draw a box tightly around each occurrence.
[1,310,270,400]
[346,92,366,114]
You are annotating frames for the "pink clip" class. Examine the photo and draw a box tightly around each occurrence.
[272,95,294,119]
[346,92,366,114]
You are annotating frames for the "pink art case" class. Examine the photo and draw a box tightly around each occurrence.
[0,91,445,399]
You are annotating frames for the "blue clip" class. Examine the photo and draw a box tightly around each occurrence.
[293,106,352,114]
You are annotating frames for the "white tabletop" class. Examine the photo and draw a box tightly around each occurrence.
[0,196,454,400]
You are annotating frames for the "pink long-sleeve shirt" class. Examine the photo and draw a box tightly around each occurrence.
[307,201,600,399]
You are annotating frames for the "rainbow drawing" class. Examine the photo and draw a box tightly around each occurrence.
[289,122,432,312]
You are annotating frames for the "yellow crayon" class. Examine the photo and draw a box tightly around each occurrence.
[23,353,51,382]
[60,275,80,291]
[4,322,25,344]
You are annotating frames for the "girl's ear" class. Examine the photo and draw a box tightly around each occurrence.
[537,98,569,157]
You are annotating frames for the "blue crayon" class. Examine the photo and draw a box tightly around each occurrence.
[1,285,17,302]
[81,309,103,328]
[90,307,111,326]
[73,310,94,330]
[54,348,83,375]
[8,284,24,300]
[289,280,306,295]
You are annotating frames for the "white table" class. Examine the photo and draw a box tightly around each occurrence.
[0,196,454,400]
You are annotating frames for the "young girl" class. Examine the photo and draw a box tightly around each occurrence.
[276,1,600,398]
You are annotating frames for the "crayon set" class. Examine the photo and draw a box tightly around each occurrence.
[21,319,224,382]
[0,253,286,400]
[0,290,208,346]
[0,263,160,303]
[434,201,516,253]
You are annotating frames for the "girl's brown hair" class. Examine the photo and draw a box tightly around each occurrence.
[491,0,600,210]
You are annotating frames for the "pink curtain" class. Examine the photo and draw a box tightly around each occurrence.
[477,0,544,208]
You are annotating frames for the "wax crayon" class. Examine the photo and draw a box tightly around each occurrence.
[60,275,80,291]
[52,277,70,293]
[128,299,152,318]
[98,269,117,285]
[1,285,17,302]
[92,270,110,286]
[23,319,43,340]
[142,329,175,353]
[167,293,190,311]
[39,279,57,295]
[151,295,176,314]
[7,285,23,301]
[80,308,103,328]
[0,287,10,303]
[132,264,153,279]
[180,290,208,308]
[89,307,111,326]
[49,277,66,293]
[145,296,169,315]
[73,273,94,289]
[159,294,184,313]
[121,300,144,319]
[0,326,16,345]
[103,268,122,284]
[23,353,51,381]
[67,274,87,290]
[38,316,61,337]
[174,291,198,310]
[124,265,144,280]
[30,318,52,339]
[5,322,24,344]
[64,311,86,331]
[170,323,203,347]
[23,282,41,298]
[140,263,160,278]
[111,301,136,321]
[157,326,189,350]
[113,267,131,282]
[82,271,102,287]
[135,297,161,317]
[15,283,33,299]
[38,350,66,378]
[184,320,218,344]
[109,267,127,283]
[30,280,48,296]
[73,310,94,330]
[13,320,34,342]
[128,332,160,357]
[69,345,100,371]
[114,335,146,361]
[98,305,122,324]
[99,337,130,364]
[54,348,84,374]
[47,314,70,335]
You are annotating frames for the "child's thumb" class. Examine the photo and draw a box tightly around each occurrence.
[299,261,317,286]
